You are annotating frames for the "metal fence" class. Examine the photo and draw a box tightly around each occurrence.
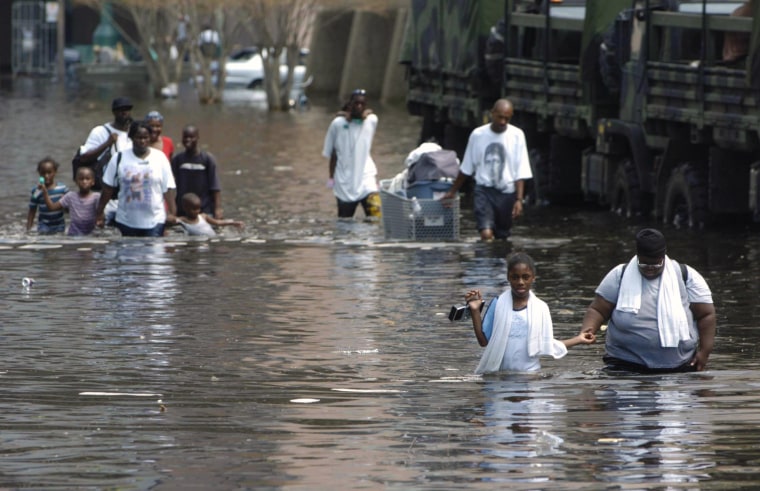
[12,1,57,76]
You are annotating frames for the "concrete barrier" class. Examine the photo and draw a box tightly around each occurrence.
[308,7,408,104]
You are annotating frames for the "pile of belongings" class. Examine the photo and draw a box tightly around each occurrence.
[386,142,460,197]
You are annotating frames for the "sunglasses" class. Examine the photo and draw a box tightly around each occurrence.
[637,258,664,269]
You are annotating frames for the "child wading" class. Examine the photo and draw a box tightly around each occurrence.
[40,166,100,236]
[465,252,595,374]
[175,192,243,236]
[26,157,68,234]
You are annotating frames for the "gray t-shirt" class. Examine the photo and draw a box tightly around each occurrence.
[596,261,713,369]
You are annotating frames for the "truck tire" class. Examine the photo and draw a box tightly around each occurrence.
[546,135,585,204]
[611,159,641,218]
[527,147,549,206]
[663,163,708,229]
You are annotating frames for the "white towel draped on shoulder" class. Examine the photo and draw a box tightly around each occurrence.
[616,255,690,348]
[475,289,567,374]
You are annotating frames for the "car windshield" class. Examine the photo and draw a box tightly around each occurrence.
[229,48,259,61]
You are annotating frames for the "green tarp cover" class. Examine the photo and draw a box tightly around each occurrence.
[399,0,503,77]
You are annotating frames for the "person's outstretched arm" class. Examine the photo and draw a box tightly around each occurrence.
[563,331,596,348]
[205,214,244,229]
[580,294,615,335]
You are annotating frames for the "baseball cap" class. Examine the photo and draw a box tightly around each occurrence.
[112,97,133,110]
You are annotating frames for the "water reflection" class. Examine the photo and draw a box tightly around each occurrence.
[479,376,568,466]
[586,376,717,487]
[2,81,760,489]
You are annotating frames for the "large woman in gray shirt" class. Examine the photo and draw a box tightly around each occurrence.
[580,228,716,373]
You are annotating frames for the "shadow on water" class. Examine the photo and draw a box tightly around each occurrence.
[0,79,760,489]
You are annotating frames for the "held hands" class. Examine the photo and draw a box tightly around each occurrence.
[564,331,597,349]
[326,178,334,189]
[576,331,596,345]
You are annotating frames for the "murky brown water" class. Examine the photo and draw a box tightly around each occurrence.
[1,78,760,490]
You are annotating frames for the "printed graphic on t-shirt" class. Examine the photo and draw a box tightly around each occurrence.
[484,142,508,189]
[122,167,153,210]
[178,163,206,171]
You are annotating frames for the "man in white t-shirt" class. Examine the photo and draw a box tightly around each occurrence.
[322,89,380,219]
[443,99,532,240]
[77,96,134,190]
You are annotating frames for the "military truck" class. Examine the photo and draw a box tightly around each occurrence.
[399,0,504,155]
[402,0,760,228]
[578,0,760,227]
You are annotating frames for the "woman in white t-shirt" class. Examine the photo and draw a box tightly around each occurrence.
[95,121,177,236]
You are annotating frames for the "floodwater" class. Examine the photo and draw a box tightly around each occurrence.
[1,78,760,490]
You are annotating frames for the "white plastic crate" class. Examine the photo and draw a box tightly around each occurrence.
[379,180,460,241]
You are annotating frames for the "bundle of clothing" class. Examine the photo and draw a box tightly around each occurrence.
[386,142,460,196]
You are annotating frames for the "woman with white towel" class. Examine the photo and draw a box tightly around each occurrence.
[580,228,716,373]
[464,252,595,374]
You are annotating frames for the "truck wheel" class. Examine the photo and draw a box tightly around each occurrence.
[663,163,708,229]
[546,135,584,204]
[611,159,641,218]
[527,148,549,206]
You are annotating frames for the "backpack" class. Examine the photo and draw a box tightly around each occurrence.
[108,151,123,199]
[72,124,114,191]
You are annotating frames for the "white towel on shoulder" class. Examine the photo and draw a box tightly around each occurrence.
[616,255,690,348]
[475,289,567,374]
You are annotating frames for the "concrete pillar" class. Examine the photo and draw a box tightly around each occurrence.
[307,9,354,96]
[339,10,396,102]
[380,8,409,104]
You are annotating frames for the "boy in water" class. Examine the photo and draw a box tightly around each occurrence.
[26,157,68,234]
[176,192,243,236]
[171,125,223,219]
[40,166,101,236]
